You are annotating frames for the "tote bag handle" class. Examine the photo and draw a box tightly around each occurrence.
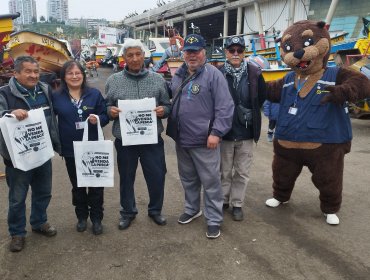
[82,114,104,141]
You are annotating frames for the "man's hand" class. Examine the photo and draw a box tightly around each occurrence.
[154,106,164,118]
[207,135,220,149]
[11,109,28,121]
[109,106,121,119]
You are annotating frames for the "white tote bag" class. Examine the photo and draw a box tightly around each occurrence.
[73,115,114,188]
[118,97,158,146]
[0,108,54,171]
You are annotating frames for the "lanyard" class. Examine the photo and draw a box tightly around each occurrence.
[293,75,309,107]
[69,94,84,119]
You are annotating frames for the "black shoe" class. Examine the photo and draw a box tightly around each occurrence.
[148,214,167,226]
[92,221,103,235]
[206,225,221,239]
[32,223,57,237]
[76,219,87,232]
[223,203,229,210]
[232,207,244,221]
[118,216,135,230]
[9,236,25,252]
[178,211,202,224]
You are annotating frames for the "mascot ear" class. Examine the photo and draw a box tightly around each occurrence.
[317,21,326,29]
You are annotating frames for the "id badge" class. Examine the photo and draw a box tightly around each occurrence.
[288,107,298,115]
[75,121,85,130]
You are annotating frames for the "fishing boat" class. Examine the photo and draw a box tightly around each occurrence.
[7,30,72,73]
[0,12,19,85]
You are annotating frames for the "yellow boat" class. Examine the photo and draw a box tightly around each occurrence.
[262,68,291,82]
[7,30,72,73]
[0,12,19,45]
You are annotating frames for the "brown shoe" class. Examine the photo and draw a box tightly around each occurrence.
[32,223,57,237]
[9,236,25,252]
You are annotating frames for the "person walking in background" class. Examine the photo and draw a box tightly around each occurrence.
[105,39,171,230]
[168,34,234,239]
[52,61,109,235]
[219,36,266,221]
[263,100,280,142]
[0,56,61,252]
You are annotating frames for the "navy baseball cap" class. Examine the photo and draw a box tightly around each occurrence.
[225,36,246,49]
[183,34,206,51]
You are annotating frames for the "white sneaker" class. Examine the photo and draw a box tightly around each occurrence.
[265,198,287,207]
[324,213,340,225]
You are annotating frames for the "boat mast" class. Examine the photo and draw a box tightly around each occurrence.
[254,2,266,49]
[325,0,339,30]
[288,0,296,26]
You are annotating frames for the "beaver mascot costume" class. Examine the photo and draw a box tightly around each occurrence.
[265,20,370,225]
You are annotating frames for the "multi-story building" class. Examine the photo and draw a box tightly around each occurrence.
[47,0,69,22]
[8,0,37,25]
[67,18,109,33]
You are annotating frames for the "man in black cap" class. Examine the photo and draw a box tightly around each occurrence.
[219,36,266,221]
[168,34,234,239]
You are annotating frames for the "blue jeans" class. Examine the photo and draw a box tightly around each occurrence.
[115,136,166,218]
[6,160,52,236]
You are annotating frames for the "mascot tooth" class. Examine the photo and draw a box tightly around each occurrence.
[265,20,370,225]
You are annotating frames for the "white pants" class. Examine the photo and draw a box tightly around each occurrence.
[220,140,254,207]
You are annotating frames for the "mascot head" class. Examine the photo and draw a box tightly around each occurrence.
[279,20,331,75]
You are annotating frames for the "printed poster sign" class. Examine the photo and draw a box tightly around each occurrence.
[118,98,158,146]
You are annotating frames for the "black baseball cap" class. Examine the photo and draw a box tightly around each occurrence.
[225,36,246,49]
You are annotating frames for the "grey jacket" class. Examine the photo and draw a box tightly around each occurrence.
[105,67,171,140]
[0,77,61,164]
[169,63,234,147]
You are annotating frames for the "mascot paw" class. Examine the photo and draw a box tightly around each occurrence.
[324,213,340,225]
[320,85,346,105]
[265,198,288,207]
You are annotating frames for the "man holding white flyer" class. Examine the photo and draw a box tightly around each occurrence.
[105,39,171,230]
[0,56,61,252]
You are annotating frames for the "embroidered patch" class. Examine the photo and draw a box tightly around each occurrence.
[232,37,240,44]
[186,36,199,44]
[191,84,200,94]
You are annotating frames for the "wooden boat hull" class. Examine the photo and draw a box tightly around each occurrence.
[166,58,183,76]
[262,68,291,82]
[7,31,72,73]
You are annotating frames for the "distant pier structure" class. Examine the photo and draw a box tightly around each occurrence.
[122,0,370,51]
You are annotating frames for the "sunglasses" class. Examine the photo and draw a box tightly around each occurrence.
[228,48,244,54]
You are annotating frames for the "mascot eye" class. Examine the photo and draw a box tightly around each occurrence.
[284,43,292,52]
[303,38,314,47]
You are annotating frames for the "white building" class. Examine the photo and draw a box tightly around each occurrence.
[47,0,69,22]
[8,0,37,25]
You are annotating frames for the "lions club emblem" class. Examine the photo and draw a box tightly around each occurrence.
[191,84,200,94]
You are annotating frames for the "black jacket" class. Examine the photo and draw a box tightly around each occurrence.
[219,62,266,143]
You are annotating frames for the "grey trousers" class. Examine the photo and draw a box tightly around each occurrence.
[220,139,254,207]
[176,144,223,226]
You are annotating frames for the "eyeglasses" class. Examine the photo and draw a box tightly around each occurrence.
[228,48,244,54]
[66,72,83,77]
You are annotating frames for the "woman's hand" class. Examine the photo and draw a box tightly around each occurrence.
[88,114,98,124]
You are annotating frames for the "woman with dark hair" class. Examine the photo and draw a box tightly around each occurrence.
[52,60,109,235]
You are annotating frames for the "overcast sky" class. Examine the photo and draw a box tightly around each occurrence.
[1,0,163,21]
